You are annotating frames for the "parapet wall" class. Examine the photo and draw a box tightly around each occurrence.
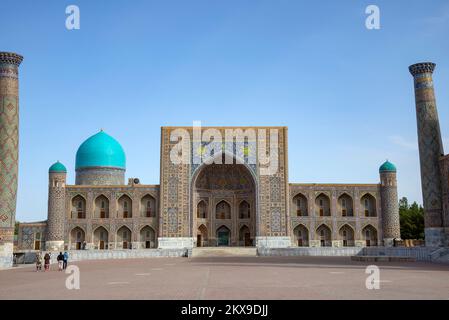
[257,247,436,261]
[16,249,188,264]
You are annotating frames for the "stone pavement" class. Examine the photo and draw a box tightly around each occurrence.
[0,256,448,300]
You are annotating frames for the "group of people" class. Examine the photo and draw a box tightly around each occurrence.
[35,251,69,272]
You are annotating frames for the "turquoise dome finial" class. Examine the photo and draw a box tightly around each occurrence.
[379,160,396,173]
[75,131,126,170]
[49,161,67,173]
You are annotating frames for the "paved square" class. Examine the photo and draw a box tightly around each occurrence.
[1,256,448,300]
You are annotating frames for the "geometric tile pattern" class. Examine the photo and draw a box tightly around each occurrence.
[46,172,67,241]
[0,52,23,232]
[410,64,444,229]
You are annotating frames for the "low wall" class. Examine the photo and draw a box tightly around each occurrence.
[16,249,188,264]
[258,247,362,257]
[361,247,435,261]
[257,246,437,261]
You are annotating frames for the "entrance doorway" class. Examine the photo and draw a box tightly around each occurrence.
[192,159,256,248]
[217,226,230,246]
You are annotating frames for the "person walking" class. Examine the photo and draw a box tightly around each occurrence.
[44,252,51,271]
[63,251,69,270]
[35,252,42,272]
[57,252,64,271]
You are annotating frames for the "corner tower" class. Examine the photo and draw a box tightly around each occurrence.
[409,62,445,246]
[379,161,401,246]
[0,52,23,269]
[75,130,126,185]
[46,162,67,251]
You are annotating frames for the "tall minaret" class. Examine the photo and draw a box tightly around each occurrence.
[379,161,401,246]
[409,62,445,247]
[0,52,23,269]
[46,162,67,251]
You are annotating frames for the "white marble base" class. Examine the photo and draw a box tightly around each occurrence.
[425,228,445,247]
[158,237,195,249]
[45,241,64,252]
[255,236,291,248]
[0,242,13,269]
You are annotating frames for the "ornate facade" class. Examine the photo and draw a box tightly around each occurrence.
[0,52,23,268]
[18,127,402,252]
[410,62,449,247]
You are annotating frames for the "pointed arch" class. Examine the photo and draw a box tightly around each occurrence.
[118,194,132,218]
[215,200,231,219]
[71,195,86,219]
[140,225,156,248]
[239,200,251,219]
[339,224,355,247]
[293,224,309,247]
[116,225,132,249]
[361,193,377,217]
[238,224,252,246]
[191,149,258,246]
[315,193,331,217]
[94,194,110,219]
[316,224,332,247]
[197,200,208,219]
[141,194,156,217]
[70,226,86,250]
[293,193,308,216]
[93,226,109,250]
[362,224,378,246]
[216,225,231,246]
[338,193,354,217]
[196,224,208,247]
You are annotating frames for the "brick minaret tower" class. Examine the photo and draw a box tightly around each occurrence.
[0,52,23,269]
[46,162,67,251]
[379,161,401,246]
[409,62,445,246]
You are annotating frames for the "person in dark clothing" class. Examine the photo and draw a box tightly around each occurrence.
[44,252,51,271]
[63,251,69,270]
[57,252,64,271]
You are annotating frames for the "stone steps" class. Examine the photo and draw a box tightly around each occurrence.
[191,247,257,257]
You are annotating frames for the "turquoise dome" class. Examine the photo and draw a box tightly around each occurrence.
[379,160,397,173]
[75,131,126,170]
[49,161,67,173]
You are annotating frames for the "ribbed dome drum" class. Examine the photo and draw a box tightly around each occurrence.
[75,130,126,185]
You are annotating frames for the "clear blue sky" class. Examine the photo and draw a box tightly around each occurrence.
[1,0,448,222]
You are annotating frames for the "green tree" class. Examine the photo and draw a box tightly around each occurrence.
[399,197,425,240]
[14,221,19,235]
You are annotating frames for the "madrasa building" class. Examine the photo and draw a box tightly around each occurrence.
[5,53,447,259]
[16,125,402,252]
